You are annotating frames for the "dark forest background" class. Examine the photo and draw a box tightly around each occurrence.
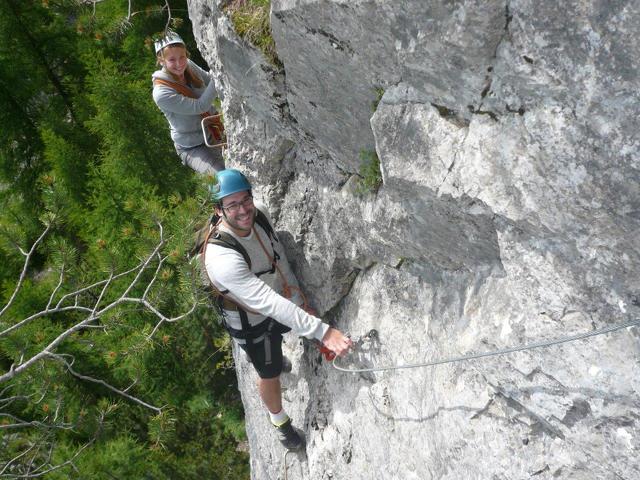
[0,1,249,477]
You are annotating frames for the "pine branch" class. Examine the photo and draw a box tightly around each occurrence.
[145,298,199,339]
[5,0,78,123]
[47,353,162,414]
[0,413,74,431]
[0,223,52,319]
[45,264,65,311]
[0,410,107,479]
[0,443,37,476]
[0,222,197,384]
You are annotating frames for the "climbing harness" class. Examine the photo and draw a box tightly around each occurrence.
[199,209,280,337]
[332,318,640,373]
[199,208,334,368]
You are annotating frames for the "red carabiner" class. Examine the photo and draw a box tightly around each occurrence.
[317,344,336,362]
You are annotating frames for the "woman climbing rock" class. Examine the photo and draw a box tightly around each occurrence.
[152,31,225,174]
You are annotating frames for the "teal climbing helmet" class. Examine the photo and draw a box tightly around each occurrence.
[210,169,252,203]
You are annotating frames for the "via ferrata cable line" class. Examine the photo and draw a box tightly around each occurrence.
[281,319,640,479]
[332,318,640,374]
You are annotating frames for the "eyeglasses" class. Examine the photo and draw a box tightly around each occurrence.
[221,195,254,214]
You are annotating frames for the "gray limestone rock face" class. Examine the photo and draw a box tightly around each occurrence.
[188,1,640,479]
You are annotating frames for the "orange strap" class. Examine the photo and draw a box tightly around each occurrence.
[153,78,225,143]
[253,226,310,310]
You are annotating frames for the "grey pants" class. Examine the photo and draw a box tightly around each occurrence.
[176,144,225,174]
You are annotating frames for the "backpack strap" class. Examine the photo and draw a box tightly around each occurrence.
[208,232,252,275]
[209,229,277,278]
[252,212,311,309]
[253,209,281,275]
[254,209,277,241]
[201,230,254,333]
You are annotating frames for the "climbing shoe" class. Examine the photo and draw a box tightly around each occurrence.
[274,418,303,450]
[282,355,292,374]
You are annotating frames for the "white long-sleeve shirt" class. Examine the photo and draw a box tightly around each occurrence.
[204,205,329,343]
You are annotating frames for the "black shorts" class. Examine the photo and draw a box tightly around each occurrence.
[238,320,291,379]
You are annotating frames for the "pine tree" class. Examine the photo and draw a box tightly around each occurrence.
[1,1,249,477]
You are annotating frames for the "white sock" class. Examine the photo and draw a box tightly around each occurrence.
[269,408,289,427]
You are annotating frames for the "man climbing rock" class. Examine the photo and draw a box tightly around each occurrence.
[203,169,352,450]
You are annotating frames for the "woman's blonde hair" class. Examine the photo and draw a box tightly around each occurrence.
[157,45,204,88]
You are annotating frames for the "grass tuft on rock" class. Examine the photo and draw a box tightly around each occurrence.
[225,0,282,68]
[357,150,383,195]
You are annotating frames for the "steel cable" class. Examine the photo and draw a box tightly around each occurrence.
[332,318,640,374]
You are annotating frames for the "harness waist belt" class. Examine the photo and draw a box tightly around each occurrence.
[221,297,240,311]
[224,318,272,342]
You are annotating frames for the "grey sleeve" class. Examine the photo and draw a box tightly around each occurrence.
[152,77,217,115]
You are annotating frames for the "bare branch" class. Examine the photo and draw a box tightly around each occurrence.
[10,440,93,479]
[0,317,97,383]
[48,353,161,414]
[55,261,143,309]
[163,0,172,34]
[0,394,35,409]
[0,443,37,476]
[91,270,114,316]
[45,264,65,310]
[0,413,74,431]
[143,252,167,299]
[0,223,52,319]
[120,223,165,299]
[123,378,138,393]
[1,222,196,385]
[1,291,196,384]
[1,237,163,339]
[0,306,93,339]
[146,299,199,339]
[0,385,37,409]
[1,413,104,479]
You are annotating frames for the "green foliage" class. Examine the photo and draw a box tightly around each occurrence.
[225,0,282,68]
[0,0,85,230]
[59,435,164,480]
[372,86,385,112]
[356,150,383,195]
[0,1,249,478]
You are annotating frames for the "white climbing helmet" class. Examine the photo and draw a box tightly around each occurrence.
[154,30,185,55]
